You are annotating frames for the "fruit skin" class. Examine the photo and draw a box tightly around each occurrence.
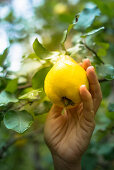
[44,55,89,108]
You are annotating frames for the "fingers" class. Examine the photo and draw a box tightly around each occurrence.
[86,66,102,113]
[80,85,94,122]
[48,104,63,119]
[82,59,91,70]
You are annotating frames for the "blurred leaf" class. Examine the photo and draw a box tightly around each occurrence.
[97,48,107,57]
[27,53,38,60]
[96,42,109,58]
[0,91,18,106]
[33,38,52,59]
[74,3,100,31]
[19,88,44,101]
[34,101,52,115]
[4,110,33,133]
[5,78,18,93]
[0,48,9,66]
[106,110,114,120]
[97,42,109,49]
[32,66,52,89]
[96,64,114,80]
[108,103,114,112]
[95,102,111,131]
[82,153,98,170]
[101,81,111,98]
[97,143,114,155]
[81,27,104,38]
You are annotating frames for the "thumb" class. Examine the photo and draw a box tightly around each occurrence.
[47,104,63,119]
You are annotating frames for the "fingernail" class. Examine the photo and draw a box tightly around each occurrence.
[87,66,94,70]
[80,85,86,88]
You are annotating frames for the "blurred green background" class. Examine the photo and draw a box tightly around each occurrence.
[0,0,114,170]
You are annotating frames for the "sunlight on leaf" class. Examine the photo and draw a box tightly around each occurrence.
[0,91,18,106]
[19,88,44,100]
[81,27,105,38]
[33,38,52,59]
[74,3,100,31]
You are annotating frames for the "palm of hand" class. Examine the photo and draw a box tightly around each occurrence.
[44,104,95,163]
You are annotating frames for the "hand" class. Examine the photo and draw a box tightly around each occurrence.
[44,59,102,170]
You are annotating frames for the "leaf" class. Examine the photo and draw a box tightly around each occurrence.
[4,110,33,133]
[101,81,111,98]
[74,3,100,31]
[61,24,74,44]
[33,38,52,59]
[19,88,45,101]
[0,91,18,106]
[34,101,52,115]
[108,103,114,112]
[96,64,114,80]
[5,78,18,93]
[32,66,52,89]
[82,153,98,170]
[97,48,107,57]
[97,143,114,155]
[81,27,105,38]
[96,42,109,57]
[0,48,9,66]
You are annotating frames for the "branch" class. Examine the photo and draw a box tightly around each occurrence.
[0,128,43,159]
[82,41,104,64]
[18,83,32,89]
[99,79,111,83]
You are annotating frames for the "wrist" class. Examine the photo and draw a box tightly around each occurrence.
[52,154,81,170]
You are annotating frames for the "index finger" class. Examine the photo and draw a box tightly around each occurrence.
[87,66,102,113]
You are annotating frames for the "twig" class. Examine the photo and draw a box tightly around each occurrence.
[18,83,32,89]
[0,128,43,159]
[82,41,104,64]
[99,79,112,83]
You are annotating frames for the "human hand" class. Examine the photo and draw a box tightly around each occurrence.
[44,59,102,170]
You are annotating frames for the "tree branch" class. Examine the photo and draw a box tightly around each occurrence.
[18,83,32,89]
[99,79,111,83]
[82,41,104,64]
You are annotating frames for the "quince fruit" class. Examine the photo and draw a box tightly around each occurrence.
[44,55,89,108]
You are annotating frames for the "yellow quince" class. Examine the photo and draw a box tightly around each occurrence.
[44,55,89,108]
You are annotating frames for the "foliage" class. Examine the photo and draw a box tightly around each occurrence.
[0,0,114,170]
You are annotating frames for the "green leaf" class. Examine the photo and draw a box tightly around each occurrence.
[82,153,98,170]
[96,42,109,57]
[108,103,114,112]
[32,66,52,89]
[96,64,114,80]
[34,101,52,115]
[61,24,74,45]
[97,143,114,155]
[5,78,18,93]
[19,88,45,101]
[97,48,107,57]
[101,81,111,98]
[74,3,100,31]
[4,110,33,133]
[0,48,9,66]
[81,27,104,38]
[33,38,52,59]
[0,91,18,106]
